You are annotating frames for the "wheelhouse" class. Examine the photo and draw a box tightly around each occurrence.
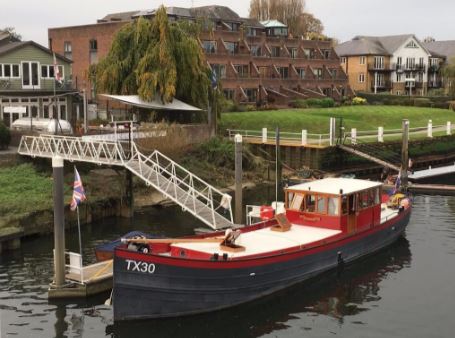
[285,178,382,233]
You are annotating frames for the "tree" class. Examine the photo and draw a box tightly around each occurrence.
[249,0,325,38]
[1,27,21,41]
[442,57,455,97]
[95,6,210,107]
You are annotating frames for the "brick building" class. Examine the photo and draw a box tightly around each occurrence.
[48,5,350,106]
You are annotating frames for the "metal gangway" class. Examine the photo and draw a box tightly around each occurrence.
[18,134,234,230]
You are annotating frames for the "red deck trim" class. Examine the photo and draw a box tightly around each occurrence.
[115,207,410,270]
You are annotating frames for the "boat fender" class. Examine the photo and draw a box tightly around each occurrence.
[337,251,344,266]
[211,253,219,261]
[222,253,228,261]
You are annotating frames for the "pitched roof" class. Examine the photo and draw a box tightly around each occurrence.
[0,41,71,63]
[261,20,287,28]
[423,40,455,60]
[335,34,428,57]
[98,10,139,22]
[190,5,240,21]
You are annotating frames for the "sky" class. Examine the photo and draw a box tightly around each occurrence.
[2,0,454,47]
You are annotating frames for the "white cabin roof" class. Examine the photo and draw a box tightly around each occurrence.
[288,178,382,195]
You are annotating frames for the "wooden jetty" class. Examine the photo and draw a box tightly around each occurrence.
[48,252,113,298]
[408,164,455,180]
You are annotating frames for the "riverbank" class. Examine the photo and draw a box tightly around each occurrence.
[220,105,454,133]
[0,138,269,248]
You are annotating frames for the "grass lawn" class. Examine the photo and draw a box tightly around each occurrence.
[220,105,455,134]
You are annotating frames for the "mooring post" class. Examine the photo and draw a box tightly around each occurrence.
[262,128,267,143]
[378,127,384,143]
[234,134,243,224]
[427,119,433,138]
[447,121,452,135]
[401,119,409,189]
[275,127,281,203]
[52,156,66,288]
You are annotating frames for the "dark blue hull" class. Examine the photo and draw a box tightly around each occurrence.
[113,210,410,321]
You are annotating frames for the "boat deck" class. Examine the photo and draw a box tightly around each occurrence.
[171,225,341,258]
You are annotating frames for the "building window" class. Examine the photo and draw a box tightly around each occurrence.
[0,64,20,78]
[290,48,298,59]
[322,50,331,59]
[406,57,415,69]
[21,61,40,88]
[296,68,305,79]
[251,45,262,57]
[277,67,289,79]
[64,41,72,60]
[3,64,11,77]
[224,22,240,32]
[224,89,235,100]
[202,40,217,54]
[360,56,366,65]
[419,57,425,67]
[330,69,337,79]
[225,41,239,55]
[396,91,401,95]
[396,73,402,82]
[246,27,257,37]
[89,39,98,64]
[244,88,258,102]
[303,48,314,59]
[341,57,346,64]
[271,46,280,57]
[358,73,365,83]
[40,65,63,79]
[234,64,249,78]
[211,64,226,79]
[313,68,323,80]
[374,56,384,69]
[405,40,418,48]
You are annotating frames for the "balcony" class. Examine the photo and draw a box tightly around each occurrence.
[428,81,443,88]
[370,80,392,90]
[405,81,424,89]
[395,64,426,72]
[428,65,441,73]
[367,63,393,72]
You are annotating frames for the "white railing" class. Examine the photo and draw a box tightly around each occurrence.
[229,119,454,147]
[65,251,84,284]
[18,134,127,166]
[18,134,233,230]
[127,143,233,229]
[227,129,330,146]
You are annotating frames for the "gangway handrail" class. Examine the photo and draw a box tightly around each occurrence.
[128,143,233,225]
[18,134,234,229]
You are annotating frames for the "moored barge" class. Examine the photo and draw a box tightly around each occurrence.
[113,178,411,321]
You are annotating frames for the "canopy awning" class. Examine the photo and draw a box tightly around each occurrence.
[99,94,202,111]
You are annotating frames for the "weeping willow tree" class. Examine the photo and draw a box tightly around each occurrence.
[95,6,210,108]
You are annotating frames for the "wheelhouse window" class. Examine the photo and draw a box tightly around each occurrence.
[328,197,339,216]
[316,195,327,214]
[305,195,316,212]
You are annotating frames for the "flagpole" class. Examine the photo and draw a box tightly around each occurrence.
[76,205,83,259]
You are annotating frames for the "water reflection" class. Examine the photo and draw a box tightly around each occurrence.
[109,238,411,338]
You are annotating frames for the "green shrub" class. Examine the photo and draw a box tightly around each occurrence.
[0,121,11,149]
[245,104,256,111]
[289,99,308,108]
[218,98,236,113]
[352,97,367,105]
[304,98,323,107]
[413,98,431,107]
[320,98,335,108]
[433,102,450,109]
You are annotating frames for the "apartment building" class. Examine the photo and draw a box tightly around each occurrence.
[422,40,455,91]
[336,35,433,96]
[48,6,350,106]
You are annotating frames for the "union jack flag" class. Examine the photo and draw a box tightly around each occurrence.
[70,167,86,211]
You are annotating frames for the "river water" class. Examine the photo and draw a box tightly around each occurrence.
[1,185,454,338]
